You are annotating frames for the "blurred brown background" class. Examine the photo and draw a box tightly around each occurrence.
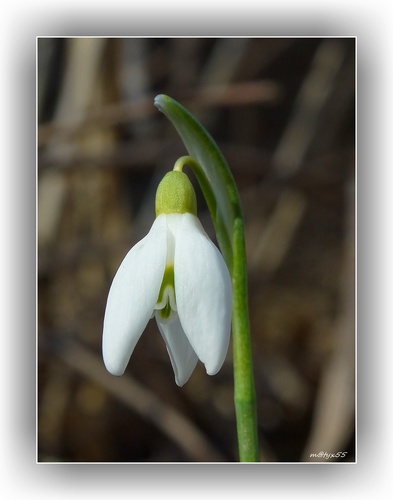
[37,37,355,462]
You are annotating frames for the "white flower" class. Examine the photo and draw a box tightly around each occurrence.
[102,211,232,386]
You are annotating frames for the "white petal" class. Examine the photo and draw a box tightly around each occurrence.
[173,213,232,375]
[102,214,168,375]
[156,313,198,387]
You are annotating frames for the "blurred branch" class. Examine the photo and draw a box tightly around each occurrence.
[60,341,226,462]
[302,183,355,461]
[38,38,108,247]
[38,81,279,148]
[251,39,350,280]
[273,39,347,178]
[249,189,307,274]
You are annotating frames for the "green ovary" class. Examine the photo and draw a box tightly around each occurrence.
[155,170,197,216]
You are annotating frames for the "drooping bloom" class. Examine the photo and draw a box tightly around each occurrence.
[102,169,232,386]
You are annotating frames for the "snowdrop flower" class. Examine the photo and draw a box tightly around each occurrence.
[103,169,232,386]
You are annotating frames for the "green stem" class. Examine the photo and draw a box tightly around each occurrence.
[232,217,259,462]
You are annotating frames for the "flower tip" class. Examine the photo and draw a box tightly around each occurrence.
[175,378,185,388]
[205,362,222,378]
[102,344,128,376]
[174,371,194,387]
[103,358,126,377]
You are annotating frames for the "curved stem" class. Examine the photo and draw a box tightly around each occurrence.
[174,155,258,462]
[155,95,259,461]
